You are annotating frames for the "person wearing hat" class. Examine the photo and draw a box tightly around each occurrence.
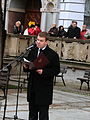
[24,21,36,36]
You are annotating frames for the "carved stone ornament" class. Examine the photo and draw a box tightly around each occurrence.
[40,0,59,12]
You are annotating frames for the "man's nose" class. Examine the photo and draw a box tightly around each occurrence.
[37,40,40,43]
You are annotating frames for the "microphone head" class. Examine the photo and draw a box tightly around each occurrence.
[26,43,36,50]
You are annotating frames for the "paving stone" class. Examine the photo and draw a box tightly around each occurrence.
[0,69,90,120]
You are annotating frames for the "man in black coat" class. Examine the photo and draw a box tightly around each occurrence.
[66,20,81,39]
[23,32,60,120]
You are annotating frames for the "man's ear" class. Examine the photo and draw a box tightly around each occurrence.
[46,40,48,45]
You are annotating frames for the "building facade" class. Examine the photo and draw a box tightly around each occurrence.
[2,0,90,33]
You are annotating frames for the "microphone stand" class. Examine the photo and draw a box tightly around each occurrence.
[2,65,12,120]
[13,62,23,120]
[0,45,34,120]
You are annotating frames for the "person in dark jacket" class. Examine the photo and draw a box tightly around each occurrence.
[48,24,58,37]
[66,20,81,39]
[13,21,23,34]
[23,32,60,120]
[57,25,67,38]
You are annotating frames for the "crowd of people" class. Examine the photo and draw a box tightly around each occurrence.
[48,20,90,40]
[13,20,90,40]
[13,21,41,36]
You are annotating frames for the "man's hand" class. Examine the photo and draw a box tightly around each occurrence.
[36,69,43,75]
[74,37,76,39]
[23,64,29,69]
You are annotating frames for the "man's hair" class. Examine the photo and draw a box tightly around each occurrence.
[38,32,50,41]
[72,20,77,24]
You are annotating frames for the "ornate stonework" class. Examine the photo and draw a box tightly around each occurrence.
[40,0,59,12]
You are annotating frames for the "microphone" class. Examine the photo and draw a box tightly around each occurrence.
[26,43,36,50]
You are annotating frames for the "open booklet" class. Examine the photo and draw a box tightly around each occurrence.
[23,53,49,69]
[23,58,34,69]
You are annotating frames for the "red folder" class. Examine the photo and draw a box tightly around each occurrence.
[23,53,49,69]
[33,53,49,69]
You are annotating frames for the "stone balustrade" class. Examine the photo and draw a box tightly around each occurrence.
[49,37,90,63]
[4,34,36,56]
[4,34,90,64]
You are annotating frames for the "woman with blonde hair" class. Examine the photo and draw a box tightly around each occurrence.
[13,21,23,34]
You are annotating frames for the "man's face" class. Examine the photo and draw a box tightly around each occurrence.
[72,22,77,28]
[36,35,48,48]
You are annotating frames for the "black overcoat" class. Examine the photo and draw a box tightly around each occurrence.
[66,25,80,38]
[25,45,60,105]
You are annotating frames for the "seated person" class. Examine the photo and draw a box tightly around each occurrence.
[84,29,90,39]
[28,25,36,35]
[80,25,87,40]
[24,22,42,36]
[23,21,36,36]
[34,24,42,36]
[48,24,58,37]
[57,25,67,38]
[66,20,81,39]
[13,21,23,35]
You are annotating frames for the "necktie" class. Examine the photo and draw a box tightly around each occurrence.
[40,49,42,53]
[37,49,42,57]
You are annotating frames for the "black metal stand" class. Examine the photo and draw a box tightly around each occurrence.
[2,65,11,120]
[13,62,25,120]
[0,45,34,120]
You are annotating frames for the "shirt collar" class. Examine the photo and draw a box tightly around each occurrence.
[38,45,47,50]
